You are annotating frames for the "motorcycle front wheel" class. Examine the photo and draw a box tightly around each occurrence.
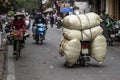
[39,35,43,44]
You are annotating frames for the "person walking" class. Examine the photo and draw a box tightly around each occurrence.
[50,14,54,28]
[0,16,3,32]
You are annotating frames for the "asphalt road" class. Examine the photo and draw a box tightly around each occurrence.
[13,25,120,80]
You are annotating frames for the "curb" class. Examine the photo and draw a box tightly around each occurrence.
[0,47,7,80]
[6,46,15,80]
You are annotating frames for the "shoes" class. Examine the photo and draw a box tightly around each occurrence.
[22,44,25,47]
[13,51,17,55]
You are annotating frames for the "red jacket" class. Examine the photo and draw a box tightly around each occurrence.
[10,19,26,30]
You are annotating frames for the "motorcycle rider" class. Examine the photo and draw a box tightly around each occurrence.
[33,12,47,40]
[10,12,27,55]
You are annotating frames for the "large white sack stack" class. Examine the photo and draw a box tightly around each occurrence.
[82,26,103,41]
[62,12,102,30]
[63,26,103,41]
[58,38,68,56]
[63,28,82,40]
[91,35,107,64]
[64,39,81,65]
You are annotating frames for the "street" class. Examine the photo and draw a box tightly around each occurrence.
[7,25,120,80]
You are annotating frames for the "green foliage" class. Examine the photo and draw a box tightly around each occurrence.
[0,3,11,14]
[14,0,37,12]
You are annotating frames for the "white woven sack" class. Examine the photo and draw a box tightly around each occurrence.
[63,12,102,30]
[63,26,103,41]
[63,28,81,40]
[58,38,68,56]
[91,35,107,64]
[82,26,103,41]
[64,39,81,65]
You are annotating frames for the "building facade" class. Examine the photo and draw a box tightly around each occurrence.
[92,0,120,20]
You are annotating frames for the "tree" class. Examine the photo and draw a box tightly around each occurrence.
[13,0,37,12]
[0,0,12,14]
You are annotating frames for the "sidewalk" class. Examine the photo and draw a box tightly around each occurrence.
[0,33,7,80]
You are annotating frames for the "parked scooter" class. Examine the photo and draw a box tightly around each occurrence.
[56,17,63,29]
[108,22,120,45]
[4,22,10,33]
[4,22,14,45]
[33,23,47,44]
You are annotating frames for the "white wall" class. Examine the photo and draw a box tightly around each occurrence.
[74,1,91,14]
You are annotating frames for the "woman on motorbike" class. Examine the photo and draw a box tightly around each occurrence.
[33,12,47,40]
[10,12,27,55]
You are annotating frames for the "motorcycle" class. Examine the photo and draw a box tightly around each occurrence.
[64,41,90,67]
[4,22,10,33]
[56,20,63,29]
[33,23,47,44]
[108,23,120,45]
[4,22,14,45]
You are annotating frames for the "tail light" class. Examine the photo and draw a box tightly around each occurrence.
[82,43,88,49]
[110,31,115,34]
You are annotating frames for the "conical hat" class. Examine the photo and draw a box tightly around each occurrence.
[15,12,25,17]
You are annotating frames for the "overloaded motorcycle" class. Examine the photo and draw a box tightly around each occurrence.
[11,29,29,60]
[32,23,47,44]
[64,41,90,67]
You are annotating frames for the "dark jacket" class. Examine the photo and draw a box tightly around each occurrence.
[35,15,46,24]
[50,16,54,24]
[10,18,26,30]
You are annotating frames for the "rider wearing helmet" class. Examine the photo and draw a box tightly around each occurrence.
[33,12,47,40]
[34,12,46,25]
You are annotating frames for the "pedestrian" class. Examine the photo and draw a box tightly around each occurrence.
[46,13,50,24]
[0,15,3,32]
[53,13,58,24]
[0,15,3,50]
[50,14,54,28]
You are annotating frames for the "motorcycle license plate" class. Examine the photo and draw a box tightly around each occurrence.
[82,49,89,54]
[38,28,44,31]
[110,34,115,37]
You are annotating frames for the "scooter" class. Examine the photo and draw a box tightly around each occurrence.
[34,23,47,44]
[64,41,91,67]
[107,23,120,46]
[4,22,14,45]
